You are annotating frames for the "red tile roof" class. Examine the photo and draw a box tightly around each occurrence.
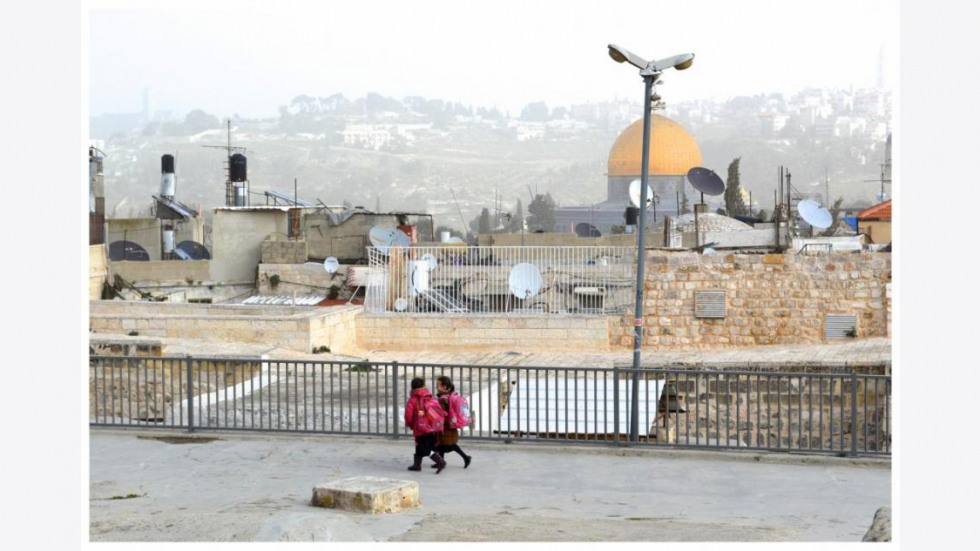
[857,200,891,220]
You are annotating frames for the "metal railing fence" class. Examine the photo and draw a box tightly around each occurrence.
[89,355,890,457]
[364,245,637,315]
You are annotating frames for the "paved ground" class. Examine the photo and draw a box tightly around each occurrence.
[158,336,893,370]
[88,337,892,543]
[88,429,890,543]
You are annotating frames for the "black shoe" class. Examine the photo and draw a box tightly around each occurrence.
[407,465,422,471]
[463,455,472,469]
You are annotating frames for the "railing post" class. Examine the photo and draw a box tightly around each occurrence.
[613,364,620,444]
[185,355,194,433]
[392,361,400,439]
[850,371,858,457]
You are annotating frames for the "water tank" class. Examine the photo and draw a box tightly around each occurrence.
[408,261,429,296]
[161,154,175,174]
[230,153,247,182]
[625,206,639,226]
[162,230,176,253]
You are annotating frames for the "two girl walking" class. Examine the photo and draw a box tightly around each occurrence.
[403,375,472,473]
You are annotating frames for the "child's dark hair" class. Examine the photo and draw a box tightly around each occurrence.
[436,375,455,393]
[410,377,425,390]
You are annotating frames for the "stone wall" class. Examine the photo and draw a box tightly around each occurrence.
[649,371,890,453]
[356,314,614,352]
[89,301,361,354]
[262,239,308,265]
[257,263,350,296]
[89,244,109,300]
[111,260,211,286]
[608,251,891,349]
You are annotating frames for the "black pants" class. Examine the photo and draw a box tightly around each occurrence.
[414,432,437,458]
[435,443,467,458]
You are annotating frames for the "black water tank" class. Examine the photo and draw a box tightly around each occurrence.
[230,153,247,182]
[161,154,175,174]
[625,206,639,226]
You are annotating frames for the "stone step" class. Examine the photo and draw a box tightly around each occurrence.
[311,476,419,514]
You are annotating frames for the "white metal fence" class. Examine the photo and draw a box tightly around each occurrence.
[364,245,637,315]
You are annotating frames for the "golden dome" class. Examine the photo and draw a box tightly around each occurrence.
[607,114,702,177]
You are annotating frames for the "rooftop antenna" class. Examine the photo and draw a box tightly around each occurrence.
[202,119,247,207]
[864,163,892,202]
[450,188,467,234]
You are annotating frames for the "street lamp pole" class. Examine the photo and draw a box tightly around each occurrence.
[630,73,655,442]
[608,44,693,442]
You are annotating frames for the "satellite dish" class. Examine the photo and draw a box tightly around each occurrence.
[574,222,601,238]
[108,240,150,261]
[702,247,717,255]
[448,236,464,243]
[323,257,340,274]
[368,227,411,255]
[628,179,655,208]
[797,199,833,229]
[508,262,542,299]
[421,253,438,271]
[175,240,211,260]
[687,167,725,196]
[394,297,408,312]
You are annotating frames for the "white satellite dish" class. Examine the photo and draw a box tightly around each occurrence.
[628,179,654,208]
[508,262,543,299]
[797,199,833,229]
[368,227,411,255]
[421,253,438,271]
[394,297,409,312]
[323,257,340,274]
[702,247,717,255]
[448,236,464,243]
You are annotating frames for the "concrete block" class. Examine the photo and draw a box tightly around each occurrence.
[311,476,419,514]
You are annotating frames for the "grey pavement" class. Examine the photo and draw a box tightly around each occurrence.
[88,428,890,543]
[158,336,893,370]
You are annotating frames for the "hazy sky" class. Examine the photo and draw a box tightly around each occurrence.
[88,0,898,119]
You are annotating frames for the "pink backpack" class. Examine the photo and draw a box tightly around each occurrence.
[414,395,446,433]
[446,392,472,429]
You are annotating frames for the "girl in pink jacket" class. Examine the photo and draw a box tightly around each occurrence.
[404,377,447,473]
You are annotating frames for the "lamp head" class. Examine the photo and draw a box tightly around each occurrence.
[607,44,649,70]
[649,53,695,72]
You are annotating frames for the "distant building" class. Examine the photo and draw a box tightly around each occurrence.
[553,114,703,234]
[856,200,891,245]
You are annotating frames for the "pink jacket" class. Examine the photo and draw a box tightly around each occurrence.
[404,388,441,436]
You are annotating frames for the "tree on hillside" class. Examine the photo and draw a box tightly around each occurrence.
[527,193,557,232]
[508,199,525,232]
[724,157,748,217]
[819,196,846,236]
[829,196,844,223]
[520,101,550,122]
[182,109,221,134]
[469,208,492,235]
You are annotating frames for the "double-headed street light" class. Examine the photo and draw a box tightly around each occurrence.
[608,44,694,442]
